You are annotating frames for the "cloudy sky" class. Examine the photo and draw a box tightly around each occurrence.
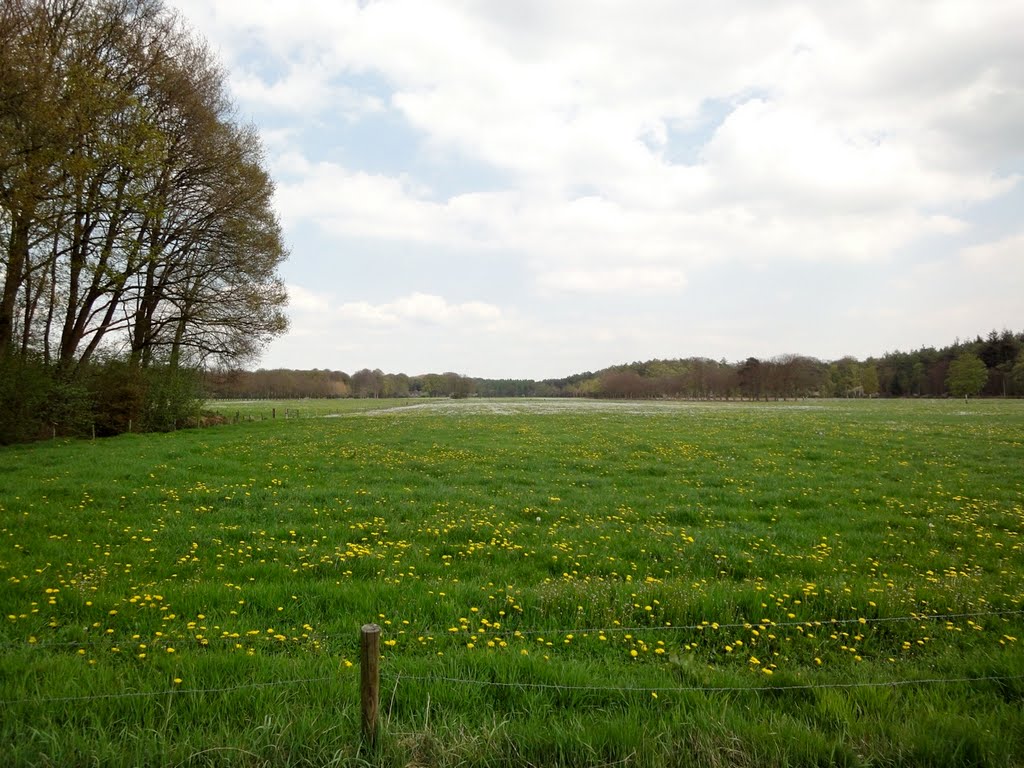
[171,0,1022,379]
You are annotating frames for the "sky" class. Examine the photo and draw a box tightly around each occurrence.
[169,0,1023,380]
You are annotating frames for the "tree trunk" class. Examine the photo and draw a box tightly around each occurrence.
[0,211,31,355]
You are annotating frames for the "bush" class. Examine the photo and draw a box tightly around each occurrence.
[140,365,202,432]
[0,355,92,444]
[85,360,203,435]
[0,355,203,443]
[85,360,148,436]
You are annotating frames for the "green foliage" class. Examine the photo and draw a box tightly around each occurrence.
[947,353,989,399]
[203,328,1024,403]
[140,366,202,432]
[0,356,55,444]
[1,400,1022,766]
[0,356,203,443]
[1,0,288,368]
[84,360,148,437]
[0,356,92,443]
[82,361,202,435]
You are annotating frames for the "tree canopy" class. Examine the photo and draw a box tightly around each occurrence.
[946,353,989,399]
[203,329,1024,403]
[1,0,288,442]
[1,0,288,369]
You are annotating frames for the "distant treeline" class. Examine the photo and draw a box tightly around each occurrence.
[204,368,475,399]
[205,329,1024,401]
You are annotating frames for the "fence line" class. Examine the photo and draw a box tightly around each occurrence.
[0,674,337,707]
[383,672,1024,695]
[3,663,1022,709]
[3,608,1021,651]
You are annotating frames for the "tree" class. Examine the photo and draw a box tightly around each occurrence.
[946,353,988,400]
[1,0,287,367]
[0,0,287,441]
[1011,356,1024,397]
[860,363,879,397]
[737,357,764,400]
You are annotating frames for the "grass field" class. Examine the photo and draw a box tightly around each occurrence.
[1,398,1022,767]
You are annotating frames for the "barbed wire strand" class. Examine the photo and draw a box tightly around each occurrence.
[0,674,338,707]
[4,609,1021,651]
[4,669,1021,708]
[384,672,1024,694]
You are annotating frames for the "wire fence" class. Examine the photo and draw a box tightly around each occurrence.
[384,672,1024,695]
[0,675,337,706]
[1,608,1022,707]
[2,666,1022,708]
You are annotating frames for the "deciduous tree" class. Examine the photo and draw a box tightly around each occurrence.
[946,353,988,400]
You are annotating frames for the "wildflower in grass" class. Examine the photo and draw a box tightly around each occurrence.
[173,678,182,685]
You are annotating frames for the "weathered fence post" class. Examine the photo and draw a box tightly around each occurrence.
[360,623,382,747]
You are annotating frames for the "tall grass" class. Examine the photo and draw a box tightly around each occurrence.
[1,399,1022,766]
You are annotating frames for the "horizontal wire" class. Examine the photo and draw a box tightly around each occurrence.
[383,672,1024,695]
[5,666,1021,708]
[0,674,339,707]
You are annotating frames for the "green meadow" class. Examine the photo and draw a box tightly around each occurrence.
[1,399,1022,767]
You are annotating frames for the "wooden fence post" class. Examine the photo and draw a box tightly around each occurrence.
[360,623,382,747]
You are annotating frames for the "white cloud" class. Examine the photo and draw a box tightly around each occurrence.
[960,232,1024,269]
[232,67,384,117]
[168,0,1024,375]
[337,292,502,327]
[538,267,687,296]
[286,284,331,313]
